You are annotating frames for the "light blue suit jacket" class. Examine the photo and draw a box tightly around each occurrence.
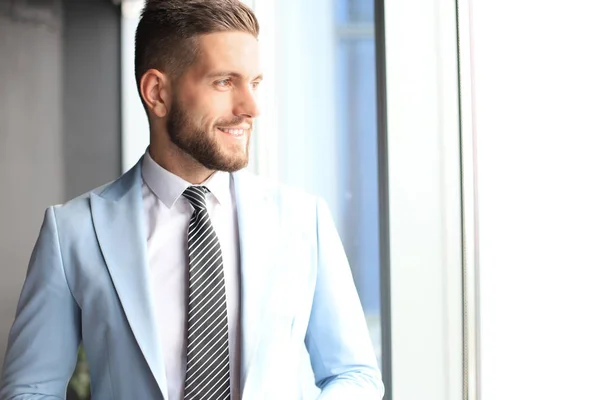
[1,159,383,399]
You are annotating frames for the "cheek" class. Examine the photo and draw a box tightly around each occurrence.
[184,105,213,131]
[198,92,233,118]
[179,88,215,114]
[179,89,233,130]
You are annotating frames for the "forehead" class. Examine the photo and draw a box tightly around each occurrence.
[192,31,261,77]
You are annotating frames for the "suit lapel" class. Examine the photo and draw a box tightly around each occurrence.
[90,160,168,399]
[234,171,282,395]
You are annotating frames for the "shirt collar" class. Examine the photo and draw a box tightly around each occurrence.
[141,150,231,209]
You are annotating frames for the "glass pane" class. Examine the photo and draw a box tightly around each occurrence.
[336,37,381,364]
[265,0,382,367]
[336,0,375,24]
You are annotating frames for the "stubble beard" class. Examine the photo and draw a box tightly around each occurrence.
[166,98,251,172]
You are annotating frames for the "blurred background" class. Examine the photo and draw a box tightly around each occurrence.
[1,1,121,397]
[2,0,600,399]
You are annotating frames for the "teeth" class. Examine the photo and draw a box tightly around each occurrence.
[220,128,244,136]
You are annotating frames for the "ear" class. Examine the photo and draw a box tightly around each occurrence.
[139,69,171,118]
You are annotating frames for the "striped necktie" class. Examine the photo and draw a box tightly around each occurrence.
[182,186,230,400]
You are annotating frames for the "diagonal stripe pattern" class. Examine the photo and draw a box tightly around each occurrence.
[182,186,230,400]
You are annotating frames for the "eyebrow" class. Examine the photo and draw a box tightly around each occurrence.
[206,71,263,81]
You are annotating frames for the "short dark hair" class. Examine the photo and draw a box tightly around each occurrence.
[135,0,259,96]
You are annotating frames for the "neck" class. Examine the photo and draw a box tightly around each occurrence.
[148,136,215,185]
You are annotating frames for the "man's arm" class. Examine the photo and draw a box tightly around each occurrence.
[1,207,81,400]
[305,198,384,400]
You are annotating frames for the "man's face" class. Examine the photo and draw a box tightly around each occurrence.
[167,31,262,172]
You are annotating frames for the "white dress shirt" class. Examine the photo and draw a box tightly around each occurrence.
[141,151,240,400]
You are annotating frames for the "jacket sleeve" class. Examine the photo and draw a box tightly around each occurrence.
[305,198,384,400]
[0,207,81,400]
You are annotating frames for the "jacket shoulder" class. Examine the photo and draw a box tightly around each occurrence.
[51,180,113,217]
[237,170,319,206]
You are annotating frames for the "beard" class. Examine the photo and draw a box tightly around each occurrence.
[166,97,251,172]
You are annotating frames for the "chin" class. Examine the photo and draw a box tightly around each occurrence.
[214,152,248,172]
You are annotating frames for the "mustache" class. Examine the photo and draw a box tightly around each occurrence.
[214,117,252,129]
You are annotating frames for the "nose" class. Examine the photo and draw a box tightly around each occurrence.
[233,85,261,119]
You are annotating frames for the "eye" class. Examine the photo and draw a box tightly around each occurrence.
[251,80,261,90]
[215,78,232,88]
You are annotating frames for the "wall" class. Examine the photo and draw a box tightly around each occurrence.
[473,1,600,398]
[63,0,121,199]
[0,0,65,370]
[0,0,120,368]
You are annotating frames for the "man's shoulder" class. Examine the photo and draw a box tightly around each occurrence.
[54,161,140,217]
[235,170,319,207]
[50,175,125,225]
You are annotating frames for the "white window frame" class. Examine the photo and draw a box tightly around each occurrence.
[456,0,480,398]
[382,0,469,398]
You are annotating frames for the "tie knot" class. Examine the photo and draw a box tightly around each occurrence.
[183,186,209,211]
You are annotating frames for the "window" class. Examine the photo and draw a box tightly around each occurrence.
[250,0,382,366]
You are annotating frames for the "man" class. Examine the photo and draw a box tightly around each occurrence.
[0,0,383,399]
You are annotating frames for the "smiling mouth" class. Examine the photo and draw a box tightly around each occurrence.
[217,127,247,137]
